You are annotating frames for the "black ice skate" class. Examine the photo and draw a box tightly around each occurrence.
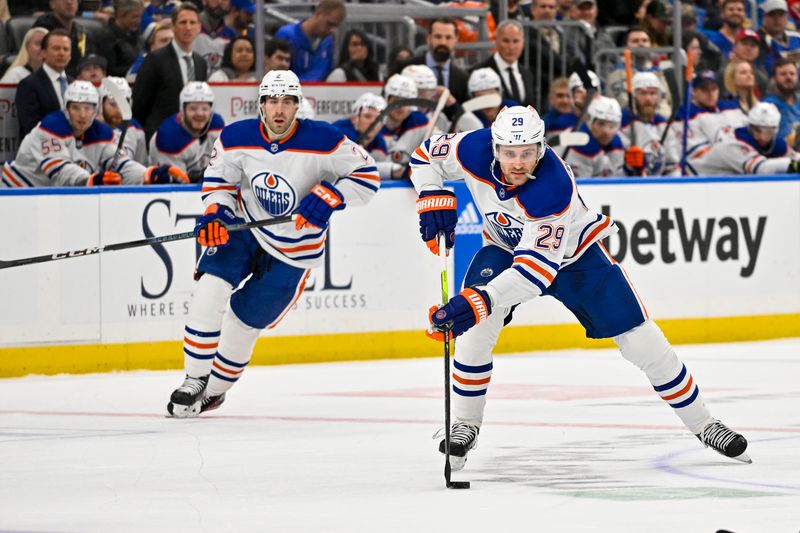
[696,420,751,464]
[438,422,479,471]
[199,392,225,414]
[167,375,208,418]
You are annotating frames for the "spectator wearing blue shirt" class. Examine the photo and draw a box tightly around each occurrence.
[140,0,178,31]
[702,0,747,60]
[758,0,800,75]
[274,0,346,81]
[762,58,800,140]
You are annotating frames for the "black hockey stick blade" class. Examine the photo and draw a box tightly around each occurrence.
[659,64,682,145]
[357,97,437,145]
[0,215,294,270]
[562,61,597,159]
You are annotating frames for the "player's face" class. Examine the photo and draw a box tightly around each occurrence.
[497,144,539,185]
[634,87,660,116]
[353,107,381,139]
[262,95,299,134]
[183,102,212,134]
[102,97,122,127]
[572,87,587,111]
[386,95,411,122]
[67,102,96,135]
[76,64,104,85]
[693,83,719,108]
[590,118,619,146]
[549,85,572,113]
[750,125,776,148]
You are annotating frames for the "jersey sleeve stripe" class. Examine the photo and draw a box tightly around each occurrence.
[513,257,555,283]
[46,162,69,179]
[514,249,560,272]
[358,165,378,173]
[573,216,612,256]
[414,146,430,162]
[203,176,227,183]
[202,184,237,192]
[349,171,380,182]
[274,238,326,253]
[512,264,548,292]
[3,166,23,187]
[8,165,34,186]
[42,158,66,172]
[340,176,379,192]
[410,156,429,166]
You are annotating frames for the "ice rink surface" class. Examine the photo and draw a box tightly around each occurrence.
[1,338,799,533]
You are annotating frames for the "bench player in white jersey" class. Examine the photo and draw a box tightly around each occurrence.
[2,81,188,187]
[99,76,147,164]
[564,96,625,178]
[401,64,483,134]
[331,92,390,163]
[689,102,799,175]
[380,73,430,180]
[620,72,680,176]
[409,106,751,468]
[149,81,226,183]
[166,70,380,417]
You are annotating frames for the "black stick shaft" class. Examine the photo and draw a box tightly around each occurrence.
[0,215,293,270]
[444,326,452,485]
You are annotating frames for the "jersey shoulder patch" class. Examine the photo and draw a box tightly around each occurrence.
[219,118,264,149]
[517,148,573,218]
[455,128,494,178]
[82,119,115,145]
[282,120,347,153]
[403,110,430,130]
[154,114,194,154]
[38,110,72,138]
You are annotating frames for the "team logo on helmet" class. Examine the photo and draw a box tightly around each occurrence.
[251,172,296,216]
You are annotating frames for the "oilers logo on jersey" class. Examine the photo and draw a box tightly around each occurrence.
[251,172,296,217]
[484,211,524,248]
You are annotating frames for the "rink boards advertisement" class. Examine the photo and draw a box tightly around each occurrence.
[1,177,799,376]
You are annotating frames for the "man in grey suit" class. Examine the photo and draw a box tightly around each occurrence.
[132,3,208,141]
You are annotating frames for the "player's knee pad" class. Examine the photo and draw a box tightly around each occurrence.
[219,303,261,359]
[454,309,506,363]
[188,274,233,325]
[614,320,679,376]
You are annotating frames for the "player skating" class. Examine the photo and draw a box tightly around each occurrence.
[167,70,380,417]
[409,106,750,469]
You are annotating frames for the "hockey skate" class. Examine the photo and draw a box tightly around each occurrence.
[437,422,479,471]
[167,375,208,418]
[696,420,751,464]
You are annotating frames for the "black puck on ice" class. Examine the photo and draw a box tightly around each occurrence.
[447,481,471,489]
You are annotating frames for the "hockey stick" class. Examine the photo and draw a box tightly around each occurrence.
[447,93,503,133]
[658,61,682,145]
[356,97,437,145]
[438,232,470,490]
[547,131,590,149]
[624,49,644,176]
[0,215,294,270]
[562,62,597,160]
[102,77,132,172]
[423,87,451,140]
[680,51,695,176]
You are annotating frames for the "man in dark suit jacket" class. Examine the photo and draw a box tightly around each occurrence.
[407,17,469,104]
[16,29,74,138]
[472,20,538,109]
[132,3,207,141]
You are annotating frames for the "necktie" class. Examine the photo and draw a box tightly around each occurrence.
[58,75,68,106]
[507,66,521,103]
[435,65,445,87]
[184,55,195,83]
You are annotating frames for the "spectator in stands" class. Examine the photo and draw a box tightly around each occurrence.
[526,0,566,110]
[132,3,207,141]
[702,0,747,60]
[140,0,176,31]
[274,0,346,81]
[223,0,255,39]
[97,0,143,77]
[474,20,536,108]
[556,0,573,20]
[564,0,614,72]
[33,0,96,76]
[0,27,48,84]
[642,0,672,47]
[332,92,388,162]
[98,76,147,162]
[263,38,292,74]
[75,53,106,87]
[722,59,760,122]
[681,7,724,72]
[327,29,381,82]
[542,77,572,133]
[126,20,173,83]
[762,57,800,141]
[565,96,625,177]
[193,0,232,72]
[759,0,800,76]
[408,17,469,103]
[385,46,412,78]
[16,29,73,138]
[720,29,769,97]
[208,36,256,81]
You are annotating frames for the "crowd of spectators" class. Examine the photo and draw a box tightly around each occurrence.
[2,0,800,185]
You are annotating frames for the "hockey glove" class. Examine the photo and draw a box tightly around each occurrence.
[196,203,238,247]
[86,171,122,186]
[787,160,800,173]
[145,165,190,185]
[417,189,457,255]
[624,146,645,174]
[295,180,345,230]
[430,287,492,338]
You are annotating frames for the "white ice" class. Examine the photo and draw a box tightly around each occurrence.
[1,339,799,533]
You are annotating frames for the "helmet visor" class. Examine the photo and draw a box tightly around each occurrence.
[495,144,541,164]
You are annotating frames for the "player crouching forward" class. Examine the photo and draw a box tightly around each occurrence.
[2,81,187,187]
[149,81,226,183]
[410,106,750,469]
[564,96,625,178]
[167,70,380,417]
[99,76,147,163]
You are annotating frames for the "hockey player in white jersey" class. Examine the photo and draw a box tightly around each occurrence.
[410,106,750,469]
[467,68,520,128]
[331,92,389,162]
[99,76,147,164]
[564,96,625,177]
[149,81,226,183]
[401,64,483,135]
[2,81,188,187]
[620,72,680,176]
[167,70,380,417]
[381,73,430,179]
[689,102,799,175]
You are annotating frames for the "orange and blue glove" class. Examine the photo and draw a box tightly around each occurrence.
[429,287,492,339]
[145,165,190,184]
[416,189,457,255]
[295,180,345,230]
[86,170,122,186]
[624,146,645,175]
[196,204,238,247]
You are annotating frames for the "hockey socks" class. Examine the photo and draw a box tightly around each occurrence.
[206,306,260,397]
[183,275,233,377]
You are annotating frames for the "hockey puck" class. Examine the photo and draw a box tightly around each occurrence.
[447,481,471,489]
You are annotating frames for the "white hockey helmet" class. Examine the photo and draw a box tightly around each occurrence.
[491,105,546,163]
[568,69,601,92]
[747,102,781,129]
[65,80,100,107]
[352,92,387,115]
[632,71,662,92]
[180,81,215,112]
[296,97,315,120]
[384,74,418,99]
[468,67,502,95]
[258,69,303,104]
[99,76,132,103]
[587,96,622,124]
[401,64,437,91]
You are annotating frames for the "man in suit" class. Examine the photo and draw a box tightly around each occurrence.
[472,20,536,109]
[33,0,95,76]
[133,3,207,141]
[408,17,469,104]
[16,29,74,138]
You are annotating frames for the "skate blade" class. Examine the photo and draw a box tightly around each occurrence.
[448,455,467,471]
[731,452,752,464]
[166,401,201,418]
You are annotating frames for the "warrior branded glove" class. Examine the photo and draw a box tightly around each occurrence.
[145,165,190,185]
[430,287,492,338]
[196,203,238,247]
[624,146,645,171]
[417,189,457,255]
[295,180,345,230]
[86,171,122,186]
